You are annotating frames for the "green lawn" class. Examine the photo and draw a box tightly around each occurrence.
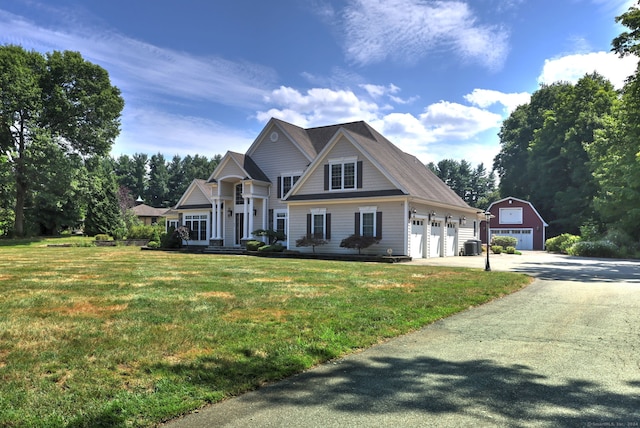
[0,239,531,427]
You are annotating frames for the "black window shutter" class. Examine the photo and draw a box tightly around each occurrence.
[324,164,329,190]
[306,214,312,236]
[357,161,363,188]
[277,176,282,198]
[376,212,383,239]
[354,212,360,235]
[326,213,331,240]
[268,209,274,230]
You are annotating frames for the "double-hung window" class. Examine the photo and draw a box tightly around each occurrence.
[330,158,357,190]
[355,206,382,238]
[307,208,331,240]
[361,212,375,237]
[278,173,301,198]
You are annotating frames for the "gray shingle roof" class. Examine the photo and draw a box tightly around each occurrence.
[227,152,271,183]
[279,119,470,209]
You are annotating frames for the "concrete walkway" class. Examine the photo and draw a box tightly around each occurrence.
[165,252,640,427]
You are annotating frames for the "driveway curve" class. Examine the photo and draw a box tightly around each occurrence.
[166,252,640,427]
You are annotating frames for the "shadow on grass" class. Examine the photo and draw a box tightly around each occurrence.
[0,237,45,246]
[159,355,640,426]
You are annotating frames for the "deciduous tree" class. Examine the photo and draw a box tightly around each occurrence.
[0,45,124,236]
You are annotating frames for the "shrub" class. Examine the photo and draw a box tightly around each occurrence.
[579,221,603,242]
[246,240,267,251]
[95,234,111,241]
[339,234,381,254]
[128,225,161,240]
[546,233,580,254]
[258,243,284,252]
[506,246,516,254]
[567,241,619,258]
[252,229,285,245]
[491,245,502,254]
[112,227,127,241]
[146,241,160,249]
[160,226,189,249]
[492,236,517,249]
[296,235,328,254]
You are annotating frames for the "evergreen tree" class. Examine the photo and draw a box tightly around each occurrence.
[84,158,125,238]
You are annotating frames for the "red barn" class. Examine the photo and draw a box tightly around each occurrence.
[480,197,548,251]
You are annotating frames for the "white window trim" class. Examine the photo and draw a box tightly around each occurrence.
[358,206,377,237]
[329,157,358,191]
[310,208,327,239]
[499,207,523,224]
[183,213,209,241]
[280,172,302,198]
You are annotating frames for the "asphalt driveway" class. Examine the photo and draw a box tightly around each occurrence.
[165,252,640,427]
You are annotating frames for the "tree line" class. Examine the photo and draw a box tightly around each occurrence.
[493,5,640,243]
[2,4,639,242]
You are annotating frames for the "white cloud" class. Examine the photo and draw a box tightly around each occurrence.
[258,86,381,126]
[0,9,274,108]
[341,0,509,69]
[419,101,503,139]
[538,51,638,89]
[114,106,255,158]
[464,89,531,114]
[257,85,506,166]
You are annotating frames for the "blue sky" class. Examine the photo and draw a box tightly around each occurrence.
[1,0,637,169]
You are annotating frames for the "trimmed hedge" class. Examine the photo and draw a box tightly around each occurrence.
[492,236,517,249]
[246,240,267,251]
[258,243,284,253]
[567,241,619,258]
[546,233,581,254]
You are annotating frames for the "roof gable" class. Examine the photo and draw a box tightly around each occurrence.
[246,118,316,162]
[175,179,210,208]
[488,196,549,226]
[286,121,471,210]
[209,151,270,183]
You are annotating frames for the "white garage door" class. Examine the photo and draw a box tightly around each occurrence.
[446,222,456,256]
[430,221,442,257]
[411,219,425,258]
[493,228,533,250]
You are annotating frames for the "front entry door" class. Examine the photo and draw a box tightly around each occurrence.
[235,213,244,246]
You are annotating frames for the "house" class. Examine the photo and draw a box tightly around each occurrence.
[131,203,170,226]
[174,118,482,258]
[480,196,548,251]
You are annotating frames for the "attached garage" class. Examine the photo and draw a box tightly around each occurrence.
[446,222,457,256]
[430,221,442,257]
[410,219,425,258]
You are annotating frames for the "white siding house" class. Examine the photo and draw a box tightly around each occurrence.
[174,118,482,258]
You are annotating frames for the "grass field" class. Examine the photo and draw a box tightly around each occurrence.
[0,238,531,427]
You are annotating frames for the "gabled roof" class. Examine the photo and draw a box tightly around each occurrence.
[209,151,270,183]
[286,120,471,210]
[488,196,549,226]
[175,179,210,209]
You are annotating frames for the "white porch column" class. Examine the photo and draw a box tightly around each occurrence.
[262,197,268,232]
[213,199,221,239]
[248,197,255,239]
[243,197,249,239]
